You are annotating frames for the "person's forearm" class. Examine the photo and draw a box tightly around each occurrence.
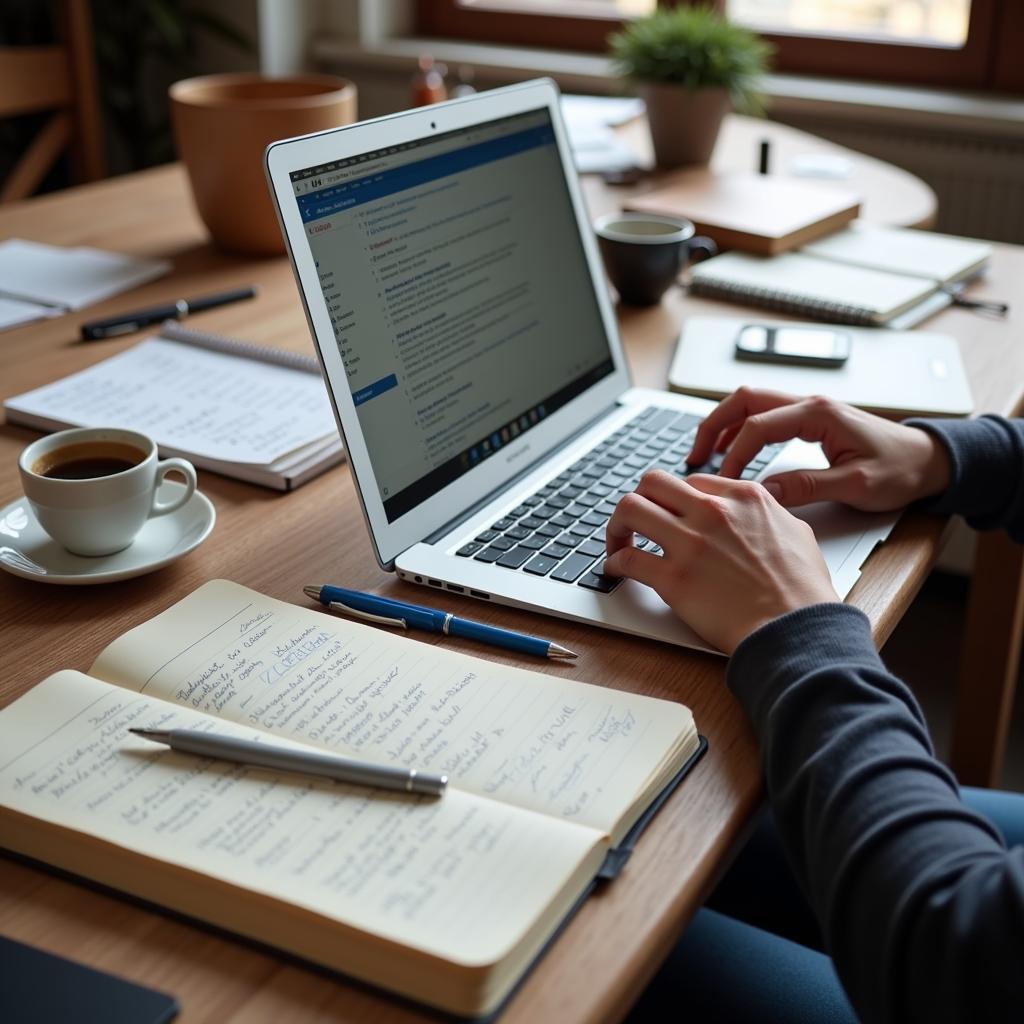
[906,415,1024,540]
[728,604,1024,1023]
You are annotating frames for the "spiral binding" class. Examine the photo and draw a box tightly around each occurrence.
[688,280,878,327]
[160,321,322,375]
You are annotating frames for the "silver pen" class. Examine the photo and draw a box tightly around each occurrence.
[129,728,447,797]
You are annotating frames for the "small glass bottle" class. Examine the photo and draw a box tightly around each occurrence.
[411,55,447,107]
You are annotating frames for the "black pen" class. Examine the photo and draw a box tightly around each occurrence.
[80,285,258,340]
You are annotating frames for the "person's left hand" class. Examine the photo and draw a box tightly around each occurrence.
[604,469,840,654]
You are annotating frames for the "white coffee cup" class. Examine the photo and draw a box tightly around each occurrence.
[18,427,197,556]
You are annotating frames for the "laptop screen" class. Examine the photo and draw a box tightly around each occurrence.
[290,107,614,522]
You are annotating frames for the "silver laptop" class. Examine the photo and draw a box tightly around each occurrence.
[266,78,893,652]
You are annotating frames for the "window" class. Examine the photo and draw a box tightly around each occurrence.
[730,1,971,46]
[418,0,1021,91]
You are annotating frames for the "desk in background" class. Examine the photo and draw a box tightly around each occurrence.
[0,141,1019,1023]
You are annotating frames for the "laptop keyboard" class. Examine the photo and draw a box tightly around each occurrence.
[455,406,784,593]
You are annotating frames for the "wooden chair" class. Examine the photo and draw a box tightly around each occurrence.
[0,0,104,202]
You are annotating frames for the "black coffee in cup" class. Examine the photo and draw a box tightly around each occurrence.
[32,442,147,481]
[594,213,717,306]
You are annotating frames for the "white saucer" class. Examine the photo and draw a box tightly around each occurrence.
[0,481,216,585]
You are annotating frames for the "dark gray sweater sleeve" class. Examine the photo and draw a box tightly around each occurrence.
[905,414,1024,540]
[727,606,1024,1024]
[724,417,1024,1022]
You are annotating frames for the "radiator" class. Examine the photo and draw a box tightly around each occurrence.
[776,114,1024,244]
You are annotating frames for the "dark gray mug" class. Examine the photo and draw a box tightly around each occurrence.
[595,213,717,306]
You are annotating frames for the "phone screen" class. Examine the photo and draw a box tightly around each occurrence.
[738,326,850,361]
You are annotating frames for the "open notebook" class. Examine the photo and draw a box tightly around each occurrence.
[0,581,703,1018]
[4,323,344,490]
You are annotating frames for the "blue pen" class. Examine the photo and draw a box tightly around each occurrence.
[302,584,577,661]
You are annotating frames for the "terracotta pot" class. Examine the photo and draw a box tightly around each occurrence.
[170,73,358,255]
[638,83,730,169]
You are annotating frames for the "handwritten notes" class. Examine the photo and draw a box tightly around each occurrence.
[0,671,601,963]
[4,338,336,464]
[94,582,693,836]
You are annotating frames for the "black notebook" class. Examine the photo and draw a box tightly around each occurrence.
[0,936,178,1024]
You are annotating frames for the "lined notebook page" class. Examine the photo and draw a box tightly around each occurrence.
[690,251,935,320]
[0,670,602,966]
[5,336,337,465]
[91,580,695,839]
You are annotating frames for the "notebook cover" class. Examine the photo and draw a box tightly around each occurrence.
[0,935,179,1024]
[625,172,860,255]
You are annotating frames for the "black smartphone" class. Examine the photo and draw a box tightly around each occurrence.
[734,324,852,368]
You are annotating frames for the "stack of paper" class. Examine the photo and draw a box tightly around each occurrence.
[0,239,170,332]
[4,324,343,490]
[560,94,646,175]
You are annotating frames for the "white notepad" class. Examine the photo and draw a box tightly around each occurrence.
[0,238,170,317]
[4,322,344,490]
[669,315,973,419]
[801,222,991,284]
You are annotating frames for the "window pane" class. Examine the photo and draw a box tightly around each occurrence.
[459,0,656,17]
[728,0,971,46]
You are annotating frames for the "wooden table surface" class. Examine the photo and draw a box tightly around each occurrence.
[617,112,939,230]
[0,160,1019,1023]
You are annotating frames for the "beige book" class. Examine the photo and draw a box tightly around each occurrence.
[625,171,860,256]
[0,581,700,1017]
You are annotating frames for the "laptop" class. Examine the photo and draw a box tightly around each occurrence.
[265,78,895,653]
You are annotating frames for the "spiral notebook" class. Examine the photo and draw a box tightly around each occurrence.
[3,322,344,490]
[688,223,992,328]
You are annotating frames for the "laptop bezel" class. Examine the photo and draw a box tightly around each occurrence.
[266,78,631,569]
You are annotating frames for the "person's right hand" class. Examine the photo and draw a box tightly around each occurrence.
[687,388,952,511]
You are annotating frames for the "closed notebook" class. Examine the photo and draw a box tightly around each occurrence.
[688,222,993,328]
[668,316,973,419]
[624,171,861,256]
[688,251,941,326]
[801,221,991,284]
[0,937,179,1024]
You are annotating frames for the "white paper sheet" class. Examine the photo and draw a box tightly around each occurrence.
[561,95,646,175]
[0,239,170,311]
[5,336,337,466]
[0,295,57,332]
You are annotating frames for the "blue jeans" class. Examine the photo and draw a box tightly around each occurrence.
[625,787,1024,1024]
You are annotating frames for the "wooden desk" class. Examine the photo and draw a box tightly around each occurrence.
[0,164,1018,1022]
[617,113,938,230]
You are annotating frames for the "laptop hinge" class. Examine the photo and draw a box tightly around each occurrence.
[424,400,623,545]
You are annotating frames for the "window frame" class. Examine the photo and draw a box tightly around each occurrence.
[416,0,1019,93]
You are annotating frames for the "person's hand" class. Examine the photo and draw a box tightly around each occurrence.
[604,470,839,654]
[687,388,952,511]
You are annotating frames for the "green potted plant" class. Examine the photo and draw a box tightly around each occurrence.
[610,5,772,168]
